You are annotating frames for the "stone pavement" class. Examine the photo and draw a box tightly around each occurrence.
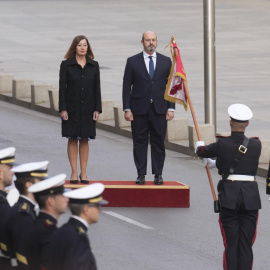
[0,0,269,137]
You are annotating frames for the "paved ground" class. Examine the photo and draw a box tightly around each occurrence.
[0,1,270,269]
[1,100,270,270]
[0,0,270,138]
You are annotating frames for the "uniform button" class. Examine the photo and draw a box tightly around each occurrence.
[151,81,153,83]
[81,101,83,103]
[82,88,84,90]
[82,75,84,78]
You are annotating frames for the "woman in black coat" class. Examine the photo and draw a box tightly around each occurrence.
[59,35,102,184]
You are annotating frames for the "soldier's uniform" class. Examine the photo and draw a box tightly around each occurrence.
[0,147,16,270]
[196,104,261,270]
[1,161,49,269]
[44,183,108,270]
[23,174,66,270]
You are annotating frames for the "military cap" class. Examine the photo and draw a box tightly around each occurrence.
[11,161,49,180]
[0,147,16,165]
[228,103,253,122]
[28,174,66,196]
[64,183,108,205]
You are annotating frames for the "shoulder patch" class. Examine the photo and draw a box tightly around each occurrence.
[18,202,30,213]
[44,219,55,227]
[77,226,87,236]
[250,137,259,139]
[216,135,229,138]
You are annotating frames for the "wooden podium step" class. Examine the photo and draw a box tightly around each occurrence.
[64,180,190,208]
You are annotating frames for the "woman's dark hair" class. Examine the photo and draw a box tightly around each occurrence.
[64,35,94,60]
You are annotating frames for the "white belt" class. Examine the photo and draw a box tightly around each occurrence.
[227,174,255,181]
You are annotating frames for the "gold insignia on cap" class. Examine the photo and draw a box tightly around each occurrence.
[50,190,54,194]
[16,253,28,265]
[89,196,102,203]
[30,172,48,177]
[1,158,15,164]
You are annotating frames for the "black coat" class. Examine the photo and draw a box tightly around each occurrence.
[197,132,261,210]
[59,56,102,138]
[43,217,97,270]
[122,52,175,115]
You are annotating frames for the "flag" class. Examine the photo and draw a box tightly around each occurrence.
[164,37,188,111]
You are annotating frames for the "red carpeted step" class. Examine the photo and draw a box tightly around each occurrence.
[64,180,190,208]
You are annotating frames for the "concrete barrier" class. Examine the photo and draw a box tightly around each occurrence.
[98,99,114,121]
[48,88,59,112]
[114,106,131,128]
[31,84,52,106]
[189,124,215,148]
[166,118,188,142]
[0,74,14,93]
[13,79,33,99]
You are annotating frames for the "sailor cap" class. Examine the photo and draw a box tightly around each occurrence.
[228,103,253,122]
[64,183,108,205]
[11,161,49,180]
[28,174,66,196]
[0,147,16,165]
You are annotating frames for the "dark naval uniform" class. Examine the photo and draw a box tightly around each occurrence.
[0,190,12,269]
[24,211,57,270]
[44,217,97,270]
[197,132,261,270]
[266,161,270,195]
[3,196,36,269]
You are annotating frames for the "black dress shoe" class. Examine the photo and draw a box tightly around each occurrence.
[154,174,163,185]
[79,174,89,184]
[136,175,145,185]
[70,175,78,184]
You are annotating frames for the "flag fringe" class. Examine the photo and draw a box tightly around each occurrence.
[164,54,189,111]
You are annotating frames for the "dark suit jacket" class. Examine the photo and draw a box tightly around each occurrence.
[122,52,175,115]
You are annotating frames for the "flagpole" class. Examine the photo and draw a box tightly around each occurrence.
[183,80,219,210]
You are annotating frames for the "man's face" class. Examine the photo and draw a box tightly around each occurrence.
[54,194,69,215]
[0,164,14,188]
[141,32,157,55]
[86,204,101,224]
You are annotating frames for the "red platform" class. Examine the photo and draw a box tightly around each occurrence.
[64,180,190,208]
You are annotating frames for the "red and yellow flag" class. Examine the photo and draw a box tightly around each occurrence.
[164,37,188,111]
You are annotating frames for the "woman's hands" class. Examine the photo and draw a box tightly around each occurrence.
[93,111,99,121]
[60,110,68,121]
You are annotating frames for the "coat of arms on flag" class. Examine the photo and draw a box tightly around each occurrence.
[164,36,188,111]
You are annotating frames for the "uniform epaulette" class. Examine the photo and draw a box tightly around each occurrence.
[266,177,270,195]
[44,219,56,227]
[18,202,30,213]
[250,137,259,139]
[77,226,87,236]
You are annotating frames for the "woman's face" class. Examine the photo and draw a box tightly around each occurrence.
[76,39,88,57]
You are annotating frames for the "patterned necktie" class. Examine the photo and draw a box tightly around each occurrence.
[149,56,154,79]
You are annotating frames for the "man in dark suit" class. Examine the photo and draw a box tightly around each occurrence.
[123,31,175,185]
[196,104,261,270]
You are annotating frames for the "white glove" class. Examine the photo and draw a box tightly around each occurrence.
[195,141,205,153]
[202,158,216,169]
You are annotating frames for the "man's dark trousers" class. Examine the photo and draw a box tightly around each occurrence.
[131,104,167,175]
[219,193,258,270]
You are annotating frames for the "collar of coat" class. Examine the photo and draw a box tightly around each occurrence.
[66,55,96,66]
